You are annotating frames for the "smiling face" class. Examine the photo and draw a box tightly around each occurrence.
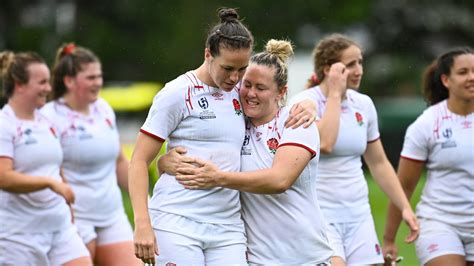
[206,47,251,91]
[240,63,286,126]
[20,63,51,108]
[441,53,474,102]
[67,62,103,104]
[339,45,363,90]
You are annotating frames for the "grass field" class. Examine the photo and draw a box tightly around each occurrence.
[121,144,425,265]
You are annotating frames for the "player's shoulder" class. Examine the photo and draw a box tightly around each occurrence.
[347,88,373,103]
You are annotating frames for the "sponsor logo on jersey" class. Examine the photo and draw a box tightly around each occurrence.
[427,243,439,253]
[233,98,242,115]
[441,127,456,148]
[461,120,472,129]
[212,91,224,101]
[199,110,216,119]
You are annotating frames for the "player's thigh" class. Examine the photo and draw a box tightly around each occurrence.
[155,228,205,265]
[50,226,92,266]
[416,218,467,265]
[344,215,384,265]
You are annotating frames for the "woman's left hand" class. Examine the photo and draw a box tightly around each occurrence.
[175,158,220,189]
[285,99,317,128]
[401,207,419,243]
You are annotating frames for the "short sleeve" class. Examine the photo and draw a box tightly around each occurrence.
[400,114,430,161]
[278,109,319,159]
[0,116,14,158]
[140,82,186,141]
[366,96,380,142]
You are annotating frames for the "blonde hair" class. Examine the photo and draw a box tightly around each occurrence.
[251,39,294,106]
[0,51,45,98]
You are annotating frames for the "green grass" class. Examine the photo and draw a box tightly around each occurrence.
[121,157,425,265]
[368,174,425,266]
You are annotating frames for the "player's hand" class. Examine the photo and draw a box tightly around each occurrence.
[402,207,419,243]
[49,180,75,204]
[285,99,317,129]
[326,62,348,98]
[176,158,219,189]
[134,221,158,265]
[382,239,398,266]
[157,146,196,176]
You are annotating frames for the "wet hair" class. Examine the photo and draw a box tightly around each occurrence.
[51,43,100,99]
[0,51,46,98]
[422,47,473,106]
[250,39,294,106]
[306,33,359,88]
[206,7,254,56]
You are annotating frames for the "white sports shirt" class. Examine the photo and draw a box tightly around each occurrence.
[141,71,245,225]
[41,98,124,226]
[240,106,333,264]
[401,100,474,228]
[292,86,380,222]
[0,105,71,238]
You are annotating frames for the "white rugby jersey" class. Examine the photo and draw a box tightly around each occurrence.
[240,106,333,264]
[291,86,380,222]
[141,71,245,224]
[41,98,124,226]
[401,100,474,228]
[0,104,71,237]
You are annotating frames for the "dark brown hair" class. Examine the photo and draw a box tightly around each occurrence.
[422,47,473,105]
[51,43,100,99]
[206,7,254,57]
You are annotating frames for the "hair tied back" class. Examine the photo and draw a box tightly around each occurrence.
[62,43,76,55]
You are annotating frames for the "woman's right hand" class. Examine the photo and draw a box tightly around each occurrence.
[49,180,75,204]
[134,221,158,265]
[382,239,399,266]
[326,62,348,97]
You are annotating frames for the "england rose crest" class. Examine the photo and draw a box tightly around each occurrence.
[267,138,279,154]
[233,98,242,115]
[355,112,363,126]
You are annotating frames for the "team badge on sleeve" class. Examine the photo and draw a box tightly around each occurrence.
[233,98,242,116]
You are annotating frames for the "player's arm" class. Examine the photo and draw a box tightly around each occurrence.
[363,140,419,243]
[315,62,348,153]
[128,132,163,264]
[175,145,312,194]
[116,147,130,192]
[383,157,424,262]
[285,99,317,129]
[0,157,75,203]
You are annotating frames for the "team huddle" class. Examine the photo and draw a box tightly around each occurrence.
[1,7,473,266]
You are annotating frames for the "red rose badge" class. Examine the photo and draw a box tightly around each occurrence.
[267,138,279,154]
[355,112,363,126]
[233,98,242,115]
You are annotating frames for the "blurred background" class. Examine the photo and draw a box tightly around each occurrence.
[2,0,473,164]
[1,1,473,264]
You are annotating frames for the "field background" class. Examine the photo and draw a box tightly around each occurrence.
[121,144,426,265]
